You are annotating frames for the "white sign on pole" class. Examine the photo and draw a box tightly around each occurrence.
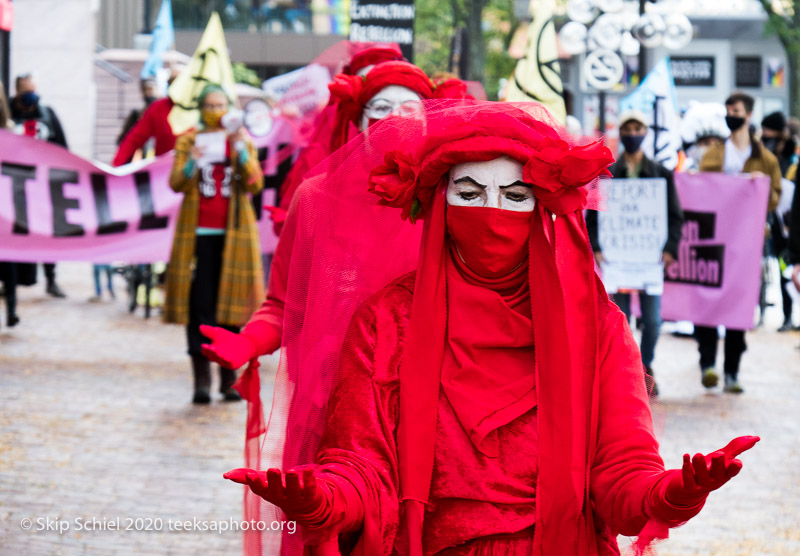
[598,177,668,294]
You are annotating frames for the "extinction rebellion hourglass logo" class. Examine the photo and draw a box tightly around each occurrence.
[665,211,725,288]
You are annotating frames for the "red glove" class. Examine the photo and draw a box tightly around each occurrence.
[649,435,759,524]
[224,467,330,523]
[266,205,287,236]
[200,325,258,369]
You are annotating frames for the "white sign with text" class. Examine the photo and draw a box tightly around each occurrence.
[598,177,667,294]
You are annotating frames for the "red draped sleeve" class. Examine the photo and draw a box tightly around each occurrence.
[590,304,667,537]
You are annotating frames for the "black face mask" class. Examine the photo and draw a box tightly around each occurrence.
[762,137,779,154]
[620,134,645,154]
[725,115,746,132]
[144,95,157,106]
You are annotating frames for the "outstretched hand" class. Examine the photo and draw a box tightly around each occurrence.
[668,436,759,506]
[224,467,327,521]
[200,325,257,370]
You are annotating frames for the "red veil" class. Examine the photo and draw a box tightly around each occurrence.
[276,61,468,225]
[237,100,671,555]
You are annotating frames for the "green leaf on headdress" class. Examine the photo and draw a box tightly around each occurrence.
[409,198,422,222]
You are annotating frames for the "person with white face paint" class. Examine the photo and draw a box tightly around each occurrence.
[200,62,465,371]
[222,101,759,556]
[273,45,405,233]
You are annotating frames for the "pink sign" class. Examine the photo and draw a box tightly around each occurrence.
[0,124,294,263]
[661,172,769,330]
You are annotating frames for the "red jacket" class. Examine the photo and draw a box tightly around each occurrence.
[112,98,176,166]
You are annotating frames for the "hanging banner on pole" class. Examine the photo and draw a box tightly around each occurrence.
[619,57,682,170]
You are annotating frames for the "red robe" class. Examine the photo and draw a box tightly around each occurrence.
[308,271,670,555]
[112,98,176,167]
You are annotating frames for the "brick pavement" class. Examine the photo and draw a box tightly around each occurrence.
[1,262,799,555]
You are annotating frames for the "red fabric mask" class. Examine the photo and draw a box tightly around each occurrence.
[446,205,531,279]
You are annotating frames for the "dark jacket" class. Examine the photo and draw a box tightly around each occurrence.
[586,156,684,258]
[789,172,800,264]
[9,96,68,148]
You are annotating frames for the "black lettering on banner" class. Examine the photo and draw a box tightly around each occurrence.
[349,0,415,60]
[134,171,169,230]
[90,173,128,235]
[49,168,85,237]
[664,210,724,288]
[681,210,716,240]
[1,162,36,235]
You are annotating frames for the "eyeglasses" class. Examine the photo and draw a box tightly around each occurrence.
[362,99,421,121]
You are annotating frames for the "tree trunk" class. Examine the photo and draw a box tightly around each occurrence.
[789,49,800,118]
[466,0,487,83]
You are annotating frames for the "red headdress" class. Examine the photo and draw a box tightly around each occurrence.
[327,60,467,151]
[368,100,615,554]
[343,44,404,75]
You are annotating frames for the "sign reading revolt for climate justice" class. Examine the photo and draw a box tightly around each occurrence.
[598,178,667,295]
[349,0,415,61]
[661,172,769,330]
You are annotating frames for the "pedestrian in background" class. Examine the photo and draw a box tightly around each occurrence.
[163,84,264,405]
[0,82,20,328]
[88,265,115,303]
[586,110,684,397]
[10,72,68,299]
[112,70,180,167]
[697,92,782,393]
[760,111,796,331]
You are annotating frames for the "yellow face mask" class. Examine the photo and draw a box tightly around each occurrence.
[202,108,227,129]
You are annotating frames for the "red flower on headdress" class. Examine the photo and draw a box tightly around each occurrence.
[369,150,419,219]
[432,79,468,100]
[328,74,363,104]
[524,138,613,214]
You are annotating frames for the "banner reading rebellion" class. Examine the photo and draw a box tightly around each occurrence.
[661,172,769,330]
[349,0,415,61]
[0,123,294,263]
[598,178,667,294]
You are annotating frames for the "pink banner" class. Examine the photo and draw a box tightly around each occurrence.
[0,123,295,263]
[661,172,769,330]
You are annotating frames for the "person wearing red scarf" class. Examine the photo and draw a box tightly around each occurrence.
[200,62,467,369]
[223,101,758,555]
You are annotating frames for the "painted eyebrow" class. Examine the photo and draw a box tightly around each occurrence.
[453,177,532,189]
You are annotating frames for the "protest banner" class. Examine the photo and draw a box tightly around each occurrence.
[0,120,294,263]
[661,172,769,330]
[598,177,667,294]
[349,0,415,61]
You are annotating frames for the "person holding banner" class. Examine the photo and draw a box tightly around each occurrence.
[219,100,758,555]
[10,73,69,299]
[696,92,782,394]
[586,110,684,397]
[163,84,264,405]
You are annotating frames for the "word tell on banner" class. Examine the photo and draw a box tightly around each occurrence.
[2,162,169,237]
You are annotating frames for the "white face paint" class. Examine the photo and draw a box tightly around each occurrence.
[446,157,535,212]
[359,85,422,131]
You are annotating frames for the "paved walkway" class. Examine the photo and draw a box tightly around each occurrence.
[1,262,798,555]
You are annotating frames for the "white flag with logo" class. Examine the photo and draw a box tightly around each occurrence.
[619,57,682,170]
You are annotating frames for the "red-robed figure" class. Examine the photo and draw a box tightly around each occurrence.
[220,101,758,555]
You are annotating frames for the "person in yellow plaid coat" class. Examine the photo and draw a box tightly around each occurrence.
[163,84,264,404]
